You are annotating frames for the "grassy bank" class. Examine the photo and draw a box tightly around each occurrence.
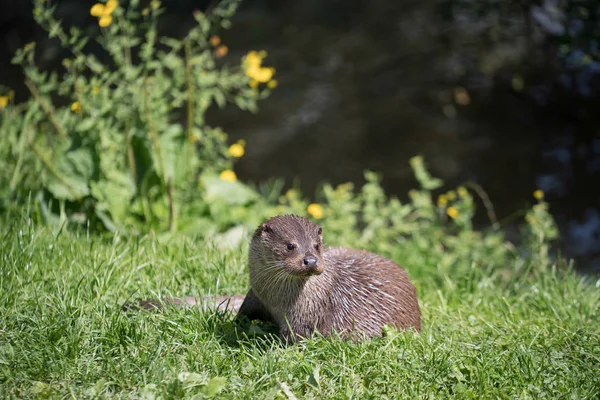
[1,216,599,399]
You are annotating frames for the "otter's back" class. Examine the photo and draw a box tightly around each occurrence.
[324,247,421,337]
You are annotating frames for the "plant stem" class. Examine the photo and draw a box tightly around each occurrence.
[9,112,35,191]
[466,181,499,229]
[29,140,78,199]
[25,80,68,138]
[143,77,165,183]
[167,177,175,232]
[125,120,137,187]
[184,39,194,141]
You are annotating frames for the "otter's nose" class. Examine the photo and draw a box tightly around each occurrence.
[303,256,318,268]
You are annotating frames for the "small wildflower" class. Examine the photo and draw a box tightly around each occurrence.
[209,35,221,46]
[71,101,82,113]
[267,79,278,89]
[105,0,118,13]
[0,96,9,109]
[150,0,160,10]
[98,15,112,27]
[244,51,263,69]
[446,190,457,201]
[92,86,100,94]
[219,169,237,182]
[533,189,544,200]
[90,1,118,27]
[249,79,259,88]
[90,3,104,16]
[253,67,274,83]
[307,203,323,219]
[437,194,448,207]
[457,186,468,198]
[215,45,228,58]
[446,206,459,219]
[228,142,245,158]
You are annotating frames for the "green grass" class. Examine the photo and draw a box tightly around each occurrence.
[1,216,599,399]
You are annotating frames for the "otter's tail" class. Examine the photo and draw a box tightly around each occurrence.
[124,295,246,313]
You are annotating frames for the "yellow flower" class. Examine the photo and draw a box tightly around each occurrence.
[92,86,100,94]
[253,67,274,83]
[71,101,82,113]
[244,51,263,69]
[105,0,118,13]
[533,189,544,200]
[437,194,448,207]
[249,79,259,88]
[219,169,237,182]
[0,96,9,109]
[90,3,105,16]
[215,45,228,58]
[91,1,118,26]
[446,206,459,219]
[457,186,468,198]
[307,203,323,219]
[98,15,112,27]
[209,35,221,46]
[228,143,245,158]
[267,79,278,89]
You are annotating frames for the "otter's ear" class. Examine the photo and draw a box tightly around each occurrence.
[255,223,273,237]
[317,226,323,236]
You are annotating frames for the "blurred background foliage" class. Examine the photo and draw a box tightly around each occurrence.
[0,0,598,271]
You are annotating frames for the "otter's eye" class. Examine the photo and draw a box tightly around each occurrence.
[286,243,296,250]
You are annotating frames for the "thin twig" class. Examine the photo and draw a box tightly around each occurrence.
[167,177,175,232]
[25,80,68,138]
[465,181,499,229]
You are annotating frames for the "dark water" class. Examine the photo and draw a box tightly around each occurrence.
[1,0,599,271]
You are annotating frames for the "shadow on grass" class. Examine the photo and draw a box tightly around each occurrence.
[121,298,283,351]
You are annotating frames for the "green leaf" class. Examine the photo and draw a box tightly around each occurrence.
[203,377,227,397]
[90,172,135,225]
[202,176,258,205]
[213,91,226,108]
[45,147,96,201]
[76,118,96,132]
[157,125,185,181]
[65,147,95,180]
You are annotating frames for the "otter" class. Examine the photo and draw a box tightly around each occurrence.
[133,215,421,342]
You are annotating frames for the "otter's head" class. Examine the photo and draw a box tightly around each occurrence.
[250,215,325,278]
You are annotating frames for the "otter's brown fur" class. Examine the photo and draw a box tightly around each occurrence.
[130,215,421,343]
[237,215,421,342]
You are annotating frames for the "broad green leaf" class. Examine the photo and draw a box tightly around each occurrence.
[202,176,258,205]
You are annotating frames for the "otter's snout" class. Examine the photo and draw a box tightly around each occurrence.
[303,256,318,268]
